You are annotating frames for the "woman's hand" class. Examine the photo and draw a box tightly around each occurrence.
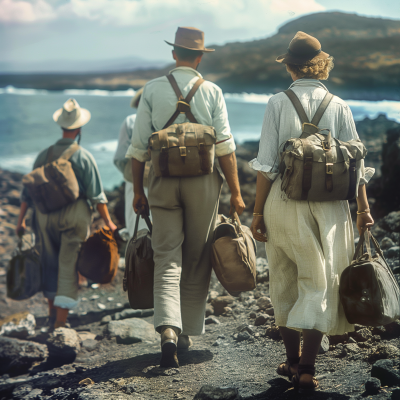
[133,192,149,216]
[357,212,374,236]
[250,215,268,242]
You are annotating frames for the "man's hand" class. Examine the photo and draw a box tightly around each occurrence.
[105,220,118,232]
[133,192,149,216]
[230,194,245,216]
[250,215,268,242]
[16,220,26,236]
[357,212,374,236]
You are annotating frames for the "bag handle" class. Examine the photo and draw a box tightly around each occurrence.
[133,212,153,239]
[354,230,384,261]
[163,74,205,129]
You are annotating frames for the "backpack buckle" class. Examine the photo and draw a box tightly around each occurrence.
[177,100,191,114]
[326,163,333,174]
[322,141,331,151]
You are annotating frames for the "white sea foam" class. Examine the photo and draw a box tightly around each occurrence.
[224,92,274,103]
[90,140,118,152]
[0,86,49,95]
[0,153,37,173]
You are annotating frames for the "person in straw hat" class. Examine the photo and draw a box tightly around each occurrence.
[17,98,117,329]
[249,32,375,392]
[113,88,148,237]
[126,27,245,367]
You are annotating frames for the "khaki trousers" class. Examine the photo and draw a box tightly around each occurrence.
[35,199,91,308]
[148,167,223,335]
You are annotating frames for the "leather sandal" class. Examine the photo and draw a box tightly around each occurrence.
[292,364,319,394]
[276,356,300,380]
[160,327,179,368]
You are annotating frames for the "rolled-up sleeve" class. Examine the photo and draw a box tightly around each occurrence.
[213,88,236,157]
[249,101,280,181]
[81,151,107,205]
[126,86,152,162]
[339,104,375,186]
[114,116,134,173]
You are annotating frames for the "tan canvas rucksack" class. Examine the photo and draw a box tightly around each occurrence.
[22,143,80,214]
[148,74,217,177]
[279,89,367,201]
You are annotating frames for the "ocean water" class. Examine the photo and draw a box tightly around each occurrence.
[1,86,400,190]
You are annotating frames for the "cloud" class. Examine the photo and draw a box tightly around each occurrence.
[0,0,56,22]
[2,0,325,28]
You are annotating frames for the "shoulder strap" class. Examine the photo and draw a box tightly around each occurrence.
[284,89,309,125]
[46,146,55,164]
[311,92,334,126]
[59,142,80,161]
[163,74,205,129]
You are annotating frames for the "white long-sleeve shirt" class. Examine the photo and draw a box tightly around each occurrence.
[125,66,236,162]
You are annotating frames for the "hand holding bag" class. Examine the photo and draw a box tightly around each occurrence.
[211,212,257,297]
[339,231,400,326]
[123,213,154,309]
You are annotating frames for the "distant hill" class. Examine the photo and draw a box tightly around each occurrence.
[1,12,400,99]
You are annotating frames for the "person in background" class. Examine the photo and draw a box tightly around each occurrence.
[113,88,145,237]
[16,99,117,329]
[126,27,245,367]
[249,32,374,393]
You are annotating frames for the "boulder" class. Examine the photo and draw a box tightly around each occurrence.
[205,316,220,325]
[236,331,251,342]
[205,304,214,317]
[383,211,400,232]
[367,343,400,363]
[365,377,381,395]
[352,327,372,342]
[193,385,242,400]
[0,312,36,339]
[381,237,395,250]
[114,308,154,321]
[105,318,156,344]
[100,315,112,325]
[387,246,400,259]
[47,328,81,362]
[208,290,220,303]
[265,325,281,340]
[318,335,330,354]
[0,336,47,375]
[254,314,270,326]
[371,359,400,386]
[211,296,235,316]
[82,339,98,351]
[256,297,272,310]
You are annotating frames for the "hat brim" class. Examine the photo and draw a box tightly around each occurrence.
[53,108,91,129]
[276,50,329,65]
[130,87,144,109]
[165,40,214,52]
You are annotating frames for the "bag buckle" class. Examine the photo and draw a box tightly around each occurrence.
[177,100,191,114]
[179,146,187,157]
[322,141,331,151]
[326,163,333,174]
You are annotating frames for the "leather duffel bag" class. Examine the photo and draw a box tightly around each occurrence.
[211,212,257,297]
[76,227,119,284]
[339,231,400,326]
[123,213,154,309]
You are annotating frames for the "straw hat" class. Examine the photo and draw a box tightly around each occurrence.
[165,27,214,52]
[53,98,91,129]
[276,31,329,65]
[130,87,144,109]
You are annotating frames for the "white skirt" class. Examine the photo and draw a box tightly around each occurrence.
[264,178,355,336]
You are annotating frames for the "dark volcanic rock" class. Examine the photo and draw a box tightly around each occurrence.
[365,377,381,394]
[47,327,81,363]
[265,325,281,340]
[104,318,156,344]
[193,385,242,400]
[0,311,36,339]
[0,336,47,375]
[367,343,400,363]
[205,316,220,325]
[212,296,235,316]
[371,359,400,386]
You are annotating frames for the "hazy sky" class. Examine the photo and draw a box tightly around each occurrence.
[1,0,400,66]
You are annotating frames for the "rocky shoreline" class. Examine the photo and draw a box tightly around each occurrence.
[0,114,400,400]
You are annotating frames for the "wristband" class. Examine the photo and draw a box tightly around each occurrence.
[357,209,370,215]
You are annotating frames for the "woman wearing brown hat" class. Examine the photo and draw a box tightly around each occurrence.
[249,32,374,393]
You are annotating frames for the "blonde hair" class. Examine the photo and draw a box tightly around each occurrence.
[286,57,334,80]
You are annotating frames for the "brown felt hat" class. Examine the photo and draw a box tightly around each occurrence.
[276,31,329,65]
[165,27,214,52]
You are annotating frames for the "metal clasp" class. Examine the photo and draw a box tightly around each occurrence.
[326,163,333,174]
[322,141,331,151]
[177,100,191,114]
[179,147,187,157]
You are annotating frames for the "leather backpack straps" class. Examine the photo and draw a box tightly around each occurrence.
[284,89,309,125]
[59,142,80,161]
[311,92,334,126]
[163,74,205,129]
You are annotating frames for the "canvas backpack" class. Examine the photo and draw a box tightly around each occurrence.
[279,89,367,201]
[22,143,80,214]
[148,74,216,178]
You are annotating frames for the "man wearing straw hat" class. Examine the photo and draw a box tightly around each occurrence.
[126,27,245,367]
[113,88,147,236]
[16,98,117,329]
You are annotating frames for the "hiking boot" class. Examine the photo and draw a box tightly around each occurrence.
[177,335,192,350]
[160,326,179,368]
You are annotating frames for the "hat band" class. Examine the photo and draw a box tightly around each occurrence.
[287,47,322,58]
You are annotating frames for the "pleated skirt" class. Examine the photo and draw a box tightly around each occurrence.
[264,178,355,335]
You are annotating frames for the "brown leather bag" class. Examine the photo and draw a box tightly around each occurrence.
[123,214,154,309]
[279,90,367,201]
[339,231,400,326]
[76,227,119,284]
[22,143,80,214]
[148,74,216,178]
[211,213,257,297]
